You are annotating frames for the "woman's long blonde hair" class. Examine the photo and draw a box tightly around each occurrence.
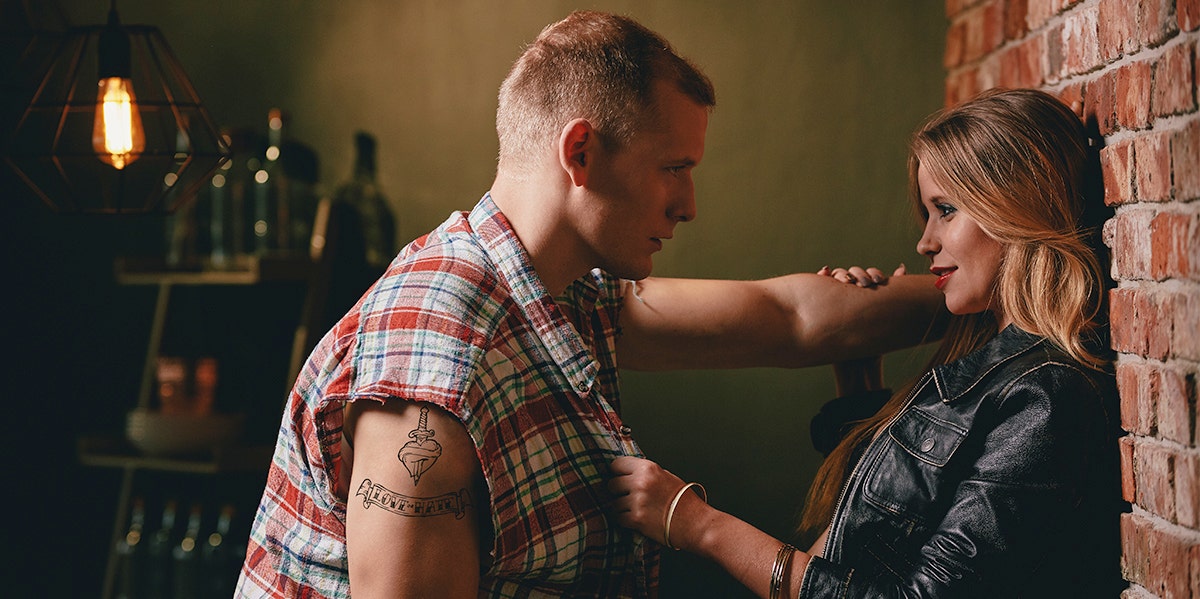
[798,88,1111,541]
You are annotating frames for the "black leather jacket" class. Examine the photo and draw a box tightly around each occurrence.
[802,325,1126,598]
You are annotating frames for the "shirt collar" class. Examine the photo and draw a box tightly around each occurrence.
[469,194,600,395]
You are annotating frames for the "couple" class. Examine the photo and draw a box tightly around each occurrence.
[237,10,1122,599]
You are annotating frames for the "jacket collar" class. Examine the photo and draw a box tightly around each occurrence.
[931,324,1045,403]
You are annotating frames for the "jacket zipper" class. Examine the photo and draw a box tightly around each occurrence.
[822,372,931,560]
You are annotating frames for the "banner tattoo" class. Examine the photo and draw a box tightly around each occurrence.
[356,479,471,519]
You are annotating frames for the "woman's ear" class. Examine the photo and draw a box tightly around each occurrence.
[558,118,594,187]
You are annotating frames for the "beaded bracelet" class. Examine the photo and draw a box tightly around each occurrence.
[662,482,707,550]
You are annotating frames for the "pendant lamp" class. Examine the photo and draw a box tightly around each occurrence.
[4,2,227,214]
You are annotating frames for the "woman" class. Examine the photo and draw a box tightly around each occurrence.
[609,88,1124,598]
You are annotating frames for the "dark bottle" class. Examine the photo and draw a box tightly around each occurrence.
[113,497,145,599]
[172,503,203,599]
[144,499,177,598]
[251,109,283,254]
[333,131,396,269]
[201,504,236,598]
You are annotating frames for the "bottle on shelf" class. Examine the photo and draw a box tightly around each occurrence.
[251,109,283,255]
[333,131,396,270]
[144,499,177,598]
[172,503,204,599]
[113,497,145,599]
[202,504,237,598]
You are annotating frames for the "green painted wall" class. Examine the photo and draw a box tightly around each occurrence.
[30,1,946,595]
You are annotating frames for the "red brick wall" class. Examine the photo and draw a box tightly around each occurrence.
[943,0,1199,597]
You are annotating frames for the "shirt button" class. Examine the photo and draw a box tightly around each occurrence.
[920,438,935,453]
[619,425,632,435]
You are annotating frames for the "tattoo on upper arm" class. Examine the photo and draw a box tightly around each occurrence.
[398,405,443,485]
[356,479,471,519]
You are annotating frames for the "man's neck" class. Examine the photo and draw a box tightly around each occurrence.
[489,172,588,297]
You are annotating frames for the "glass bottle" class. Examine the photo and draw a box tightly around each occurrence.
[333,131,396,269]
[202,504,236,598]
[145,499,177,598]
[172,503,203,599]
[113,497,145,599]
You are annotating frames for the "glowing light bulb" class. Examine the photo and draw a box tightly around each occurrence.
[92,77,145,169]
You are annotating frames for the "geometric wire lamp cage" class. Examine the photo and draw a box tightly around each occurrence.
[4,5,227,214]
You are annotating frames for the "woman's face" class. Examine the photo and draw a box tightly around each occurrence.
[915,163,1010,328]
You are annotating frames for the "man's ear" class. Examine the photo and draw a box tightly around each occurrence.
[558,118,594,188]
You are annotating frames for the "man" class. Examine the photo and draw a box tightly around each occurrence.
[236,10,943,598]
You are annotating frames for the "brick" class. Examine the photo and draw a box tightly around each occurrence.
[1088,69,1119,136]
[1105,209,1152,278]
[1151,212,1197,279]
[1028,0,1058,30]
[1192,543,1200,599]
[981,1,1005,55]
[1175,289,1200,361]
[1005,0,1029,40]
[963,1,1006,64]
[1180,0,1200,31]
[1046,23,1065,84]
[1059,82,1086,117]
[1061,6,1102,76]
[999,36,1044,88]
[1175,119,1200,202]
[944,68,981,107]
[1121,435,1138,502]
[976,53,1002,92]
[1182,0,1200,32]
[1145,521,1195,599]
[1099,0,1140,62]
[1116,61,1153,131]
[1135,132,1173,202]
[1120,512,1149,585]
[1157,366,1195,446]
[1117,360,1159,434]
[1153,42,1199,118]
[1150,292,1177,361]
[1176,451,1199,527]
[1111,287,1148,353]
[1111,285,1176,359]
[1139,0,1180,47]
[945,18,967,69]
[1134,442,1175,521]
[946,0,969,19]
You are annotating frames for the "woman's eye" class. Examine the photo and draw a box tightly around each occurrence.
[935,203,956,218]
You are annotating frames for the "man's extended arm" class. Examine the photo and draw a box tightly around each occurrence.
[617,273,945,371]
[344,399,483,598]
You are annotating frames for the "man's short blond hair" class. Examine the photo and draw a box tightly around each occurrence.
[496,11,715,174]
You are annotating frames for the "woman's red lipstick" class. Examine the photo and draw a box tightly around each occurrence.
[931,267,956,290]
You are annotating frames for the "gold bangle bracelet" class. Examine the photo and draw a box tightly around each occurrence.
[662,482,707,550]
[769,543,797,599]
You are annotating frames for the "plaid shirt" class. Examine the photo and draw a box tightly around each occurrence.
[237,194,656,598]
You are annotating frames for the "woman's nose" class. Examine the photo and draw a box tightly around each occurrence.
[916,223,938,256]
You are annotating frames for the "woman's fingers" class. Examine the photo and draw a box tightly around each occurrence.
[821,264,908,286]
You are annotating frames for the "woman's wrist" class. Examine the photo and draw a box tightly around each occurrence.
[666,489,716,553]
